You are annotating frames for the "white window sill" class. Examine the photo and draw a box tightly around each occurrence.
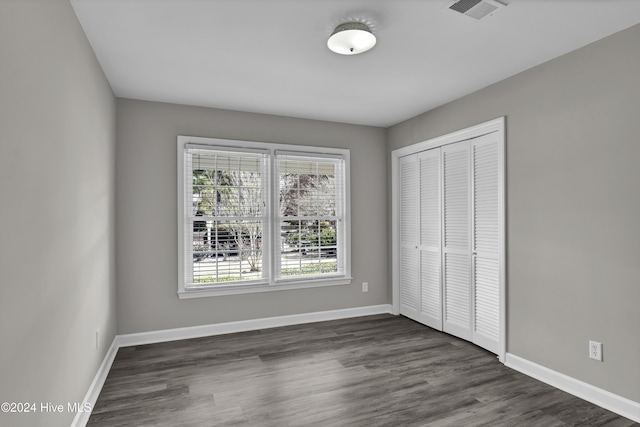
[178,276,353,299]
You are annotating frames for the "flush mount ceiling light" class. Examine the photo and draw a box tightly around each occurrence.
[327,22,376,55]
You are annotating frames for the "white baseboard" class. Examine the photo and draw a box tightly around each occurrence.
[72,304,393,425]
[505,353,640,423]
[70,337,119,427]
[117,304,393,347]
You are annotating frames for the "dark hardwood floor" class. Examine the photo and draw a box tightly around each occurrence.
[88,315,637,426]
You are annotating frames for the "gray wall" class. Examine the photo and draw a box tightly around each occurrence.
[0,1,116,426]
[388,24,640,402]
[116,99,387,334]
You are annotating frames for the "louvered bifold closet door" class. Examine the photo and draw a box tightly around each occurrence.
[418,149,442,329]
[471,132,501,354]
[399,155,420,321]
[442,141,472,341]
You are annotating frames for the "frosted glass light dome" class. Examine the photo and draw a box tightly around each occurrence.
[327,22,376,55]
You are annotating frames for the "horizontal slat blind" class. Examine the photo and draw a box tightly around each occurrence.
[276,153,345,279]
[185,147,268,286]
[180,137,352,295]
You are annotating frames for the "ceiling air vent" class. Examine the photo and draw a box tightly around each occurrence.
[448,0,506,20]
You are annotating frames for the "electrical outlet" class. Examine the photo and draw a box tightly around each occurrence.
[96,330,100,350]
[589,340,602,361]
[362,282,368,292]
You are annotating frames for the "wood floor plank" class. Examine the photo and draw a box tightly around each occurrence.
[88,315,638,426]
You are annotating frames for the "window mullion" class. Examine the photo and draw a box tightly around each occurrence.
[185,154,194,287]
[262,152,272,284]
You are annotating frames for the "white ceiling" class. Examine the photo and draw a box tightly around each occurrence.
[70,0,640,128]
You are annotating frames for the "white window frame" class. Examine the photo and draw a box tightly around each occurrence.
[178,136,352,298]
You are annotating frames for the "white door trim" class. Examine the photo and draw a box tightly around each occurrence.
[391,117,506,362]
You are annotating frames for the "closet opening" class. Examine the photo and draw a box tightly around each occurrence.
[391,117,506,361]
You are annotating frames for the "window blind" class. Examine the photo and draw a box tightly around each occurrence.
[185,146,269,287]
[276,153,346,280]
[179,136,351,296]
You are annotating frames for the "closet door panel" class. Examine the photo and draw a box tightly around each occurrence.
[442,142,472,340]
[418,150,441,329]
[399,155,420,321]
[395,123,503,357]
[471,134,501,353]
